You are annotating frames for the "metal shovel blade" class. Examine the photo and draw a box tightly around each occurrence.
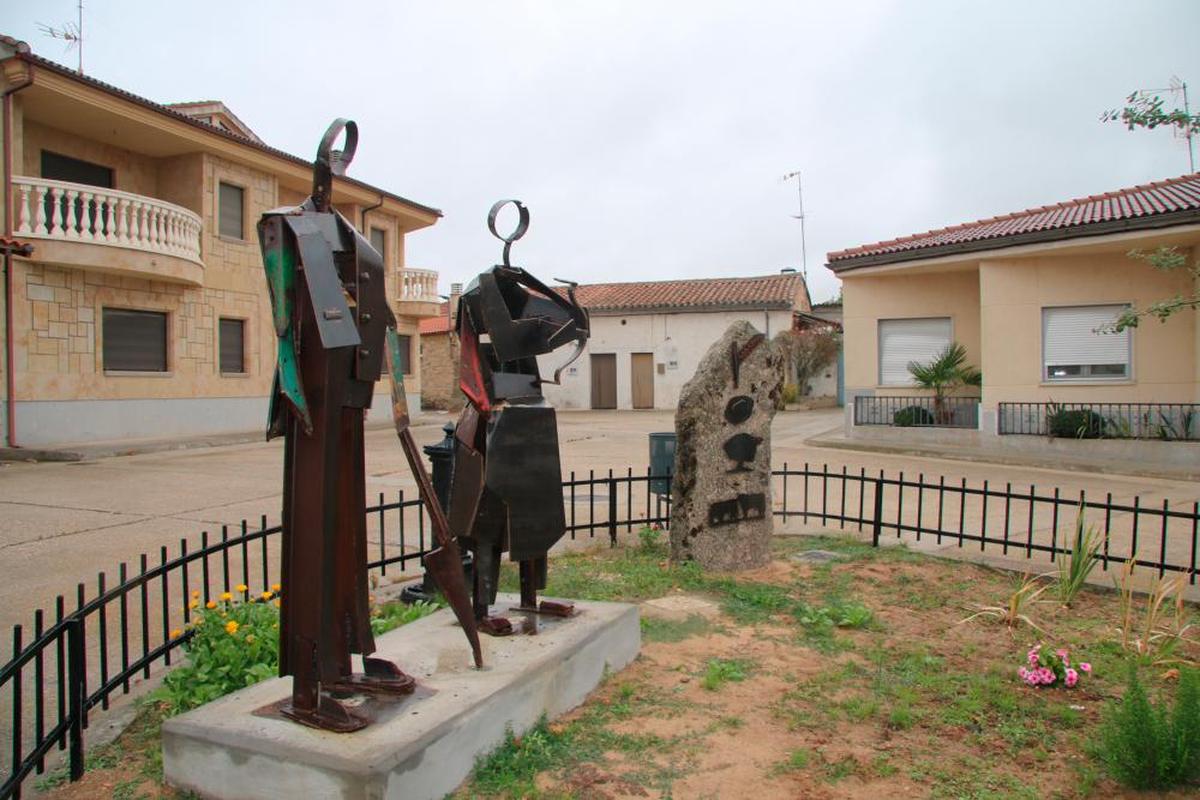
[422,543,483,668]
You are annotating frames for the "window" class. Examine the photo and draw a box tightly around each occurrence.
[1042,305,1129,381]
[369,226,387,265]
[103,309,168,372]
[395,334,412,374]
[41,151,114,188]
[218,182,244,239]
[219,318,246,374]
[878,317,951,385]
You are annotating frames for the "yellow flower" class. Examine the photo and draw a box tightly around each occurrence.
[188,599,199,610]
[191,589,201,598]
[220,592,232,601]
[273,598,281,608]
[206,600,217,609]
[193,617,204,627]
[225,620,239,635]
[260,591,273,601]
[236,584,248,594]
[271,583,282,593]
[169,628,183,639]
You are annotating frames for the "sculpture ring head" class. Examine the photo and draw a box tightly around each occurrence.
[487,199,529,267]
[311,118,358,213]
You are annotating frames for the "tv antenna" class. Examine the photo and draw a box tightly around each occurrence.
[1121,77,1194,172]
[781,170,808,280]
[37,1,84,74]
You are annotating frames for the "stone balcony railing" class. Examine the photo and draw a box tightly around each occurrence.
[396,267,442,318]
[12,175,203,270]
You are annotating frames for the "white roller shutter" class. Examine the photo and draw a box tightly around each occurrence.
[1043,305,1128,367]
[878,318,952,386]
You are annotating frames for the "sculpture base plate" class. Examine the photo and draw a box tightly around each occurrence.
[162,595,640,800]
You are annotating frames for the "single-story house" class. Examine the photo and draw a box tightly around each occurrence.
[827,172,1199,469]
[531,272,812,410]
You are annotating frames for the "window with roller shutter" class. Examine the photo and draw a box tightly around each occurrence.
[877,317,952,386]
[103,308,168,372]
[1042,305,1130,381]
[219,318,246,374]
[218,182,244,239]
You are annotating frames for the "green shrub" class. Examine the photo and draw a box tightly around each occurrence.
[155,591,280,715]
[1098,665,1200,789]
[1047,408,1105,439]
[781,383,800,404]
[893,405,935,427]
[370,599,441,636]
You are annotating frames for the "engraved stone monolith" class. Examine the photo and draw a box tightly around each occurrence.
[670,320,785,570]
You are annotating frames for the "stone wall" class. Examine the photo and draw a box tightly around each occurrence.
[420,331,462,410]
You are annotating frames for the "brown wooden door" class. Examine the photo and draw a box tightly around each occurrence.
[590,353,617,409]
[631,352,655,409]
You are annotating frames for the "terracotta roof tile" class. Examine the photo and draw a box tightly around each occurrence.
[418,303,453,334]
[562,273,807,313]
[828,173,1200,267]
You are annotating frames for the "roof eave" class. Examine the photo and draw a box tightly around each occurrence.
[588,301,796,315]
[12,52,443,221]
[827,208,1200,274]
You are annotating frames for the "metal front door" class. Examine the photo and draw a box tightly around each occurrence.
[631,352,654,409]
[590,353,617,409]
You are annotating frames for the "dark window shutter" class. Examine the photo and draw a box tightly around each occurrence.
[396,334,412,374]
[219,318,245,373]
[103,309,167,372]
[218,182,244,239]
[369,227,387,265]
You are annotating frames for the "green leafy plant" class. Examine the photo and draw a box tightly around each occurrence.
[906,342,981,424]
[781,383,800,405]
[701,657,753,691]
[1046,405,1106,439]
[636,522,664,552]
[1056,508,1104,606]
[959,573,1049,633]
[370,599,442,636]
[1114,559,1197,665]
[154,588,281,715]
[892,405,935,427]
[1098,665,1200,789]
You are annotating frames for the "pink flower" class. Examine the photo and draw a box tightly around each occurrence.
[1079,663,1091,674]
[1065,668,1078,688]
[1027,648,1040,667]
[1039,668,1055,685]
[1056,649,1069,665]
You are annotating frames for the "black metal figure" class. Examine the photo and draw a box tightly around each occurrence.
[260,119,478,732]
[447,200,590,635]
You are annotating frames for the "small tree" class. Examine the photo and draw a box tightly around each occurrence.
[1106,247,1199,332]
[907,343,981,423]
[776,327,840,398]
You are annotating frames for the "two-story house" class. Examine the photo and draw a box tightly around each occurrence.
[1,37,443,447]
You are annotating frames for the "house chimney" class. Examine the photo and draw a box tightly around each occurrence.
[449,282,462,325]
[780,267,797,274]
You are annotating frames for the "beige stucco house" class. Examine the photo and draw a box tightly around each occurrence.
[537,272,810,411]
[0,37,443,447]
[828,173,1199,469]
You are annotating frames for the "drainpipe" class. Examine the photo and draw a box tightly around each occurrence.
[3,50,34,448]
[359,194,384,232]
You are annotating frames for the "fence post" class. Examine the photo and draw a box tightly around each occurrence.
[67,618,84,782]
[872,478,884,547]
[608,476,618,548]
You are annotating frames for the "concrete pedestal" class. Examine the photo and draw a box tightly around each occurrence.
[162,596,640,800]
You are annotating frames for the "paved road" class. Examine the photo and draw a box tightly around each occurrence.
[3,407,1197,640]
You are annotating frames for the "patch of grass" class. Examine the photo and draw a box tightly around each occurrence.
[823,754,859,782]
[470,717,576,798]
[711,580,794,624]
[701,657,753,691]
[769,747,813,775]
[640,613,713,643]
[370,598,443,636]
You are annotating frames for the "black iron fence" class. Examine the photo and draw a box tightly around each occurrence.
[5,464,1200,798]
[854,395,980,429]
[998,401,1200,441]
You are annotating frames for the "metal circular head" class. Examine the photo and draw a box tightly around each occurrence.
[316,118,358,176]
[487,199,530,245]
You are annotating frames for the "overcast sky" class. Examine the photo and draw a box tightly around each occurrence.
[4,0,1199,302]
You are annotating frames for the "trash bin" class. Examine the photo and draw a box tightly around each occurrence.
[648,432,676,496]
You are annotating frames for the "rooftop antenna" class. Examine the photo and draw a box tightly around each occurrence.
[37,0,84,74]
[1118,77,1194,173]
[781,170,808,280]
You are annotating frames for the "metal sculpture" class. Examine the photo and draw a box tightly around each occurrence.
[260,119,479,732]
[448,200,590,635]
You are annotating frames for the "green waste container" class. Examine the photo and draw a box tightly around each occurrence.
[648,432,676,496]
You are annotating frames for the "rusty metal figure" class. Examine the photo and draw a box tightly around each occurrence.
[448,200,590,635]
[260,119,479,732]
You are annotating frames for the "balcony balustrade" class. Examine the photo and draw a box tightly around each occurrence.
[396,267,442,318]
[12,175,203,267]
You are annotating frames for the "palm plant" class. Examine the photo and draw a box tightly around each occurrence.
[907,342,982,424]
